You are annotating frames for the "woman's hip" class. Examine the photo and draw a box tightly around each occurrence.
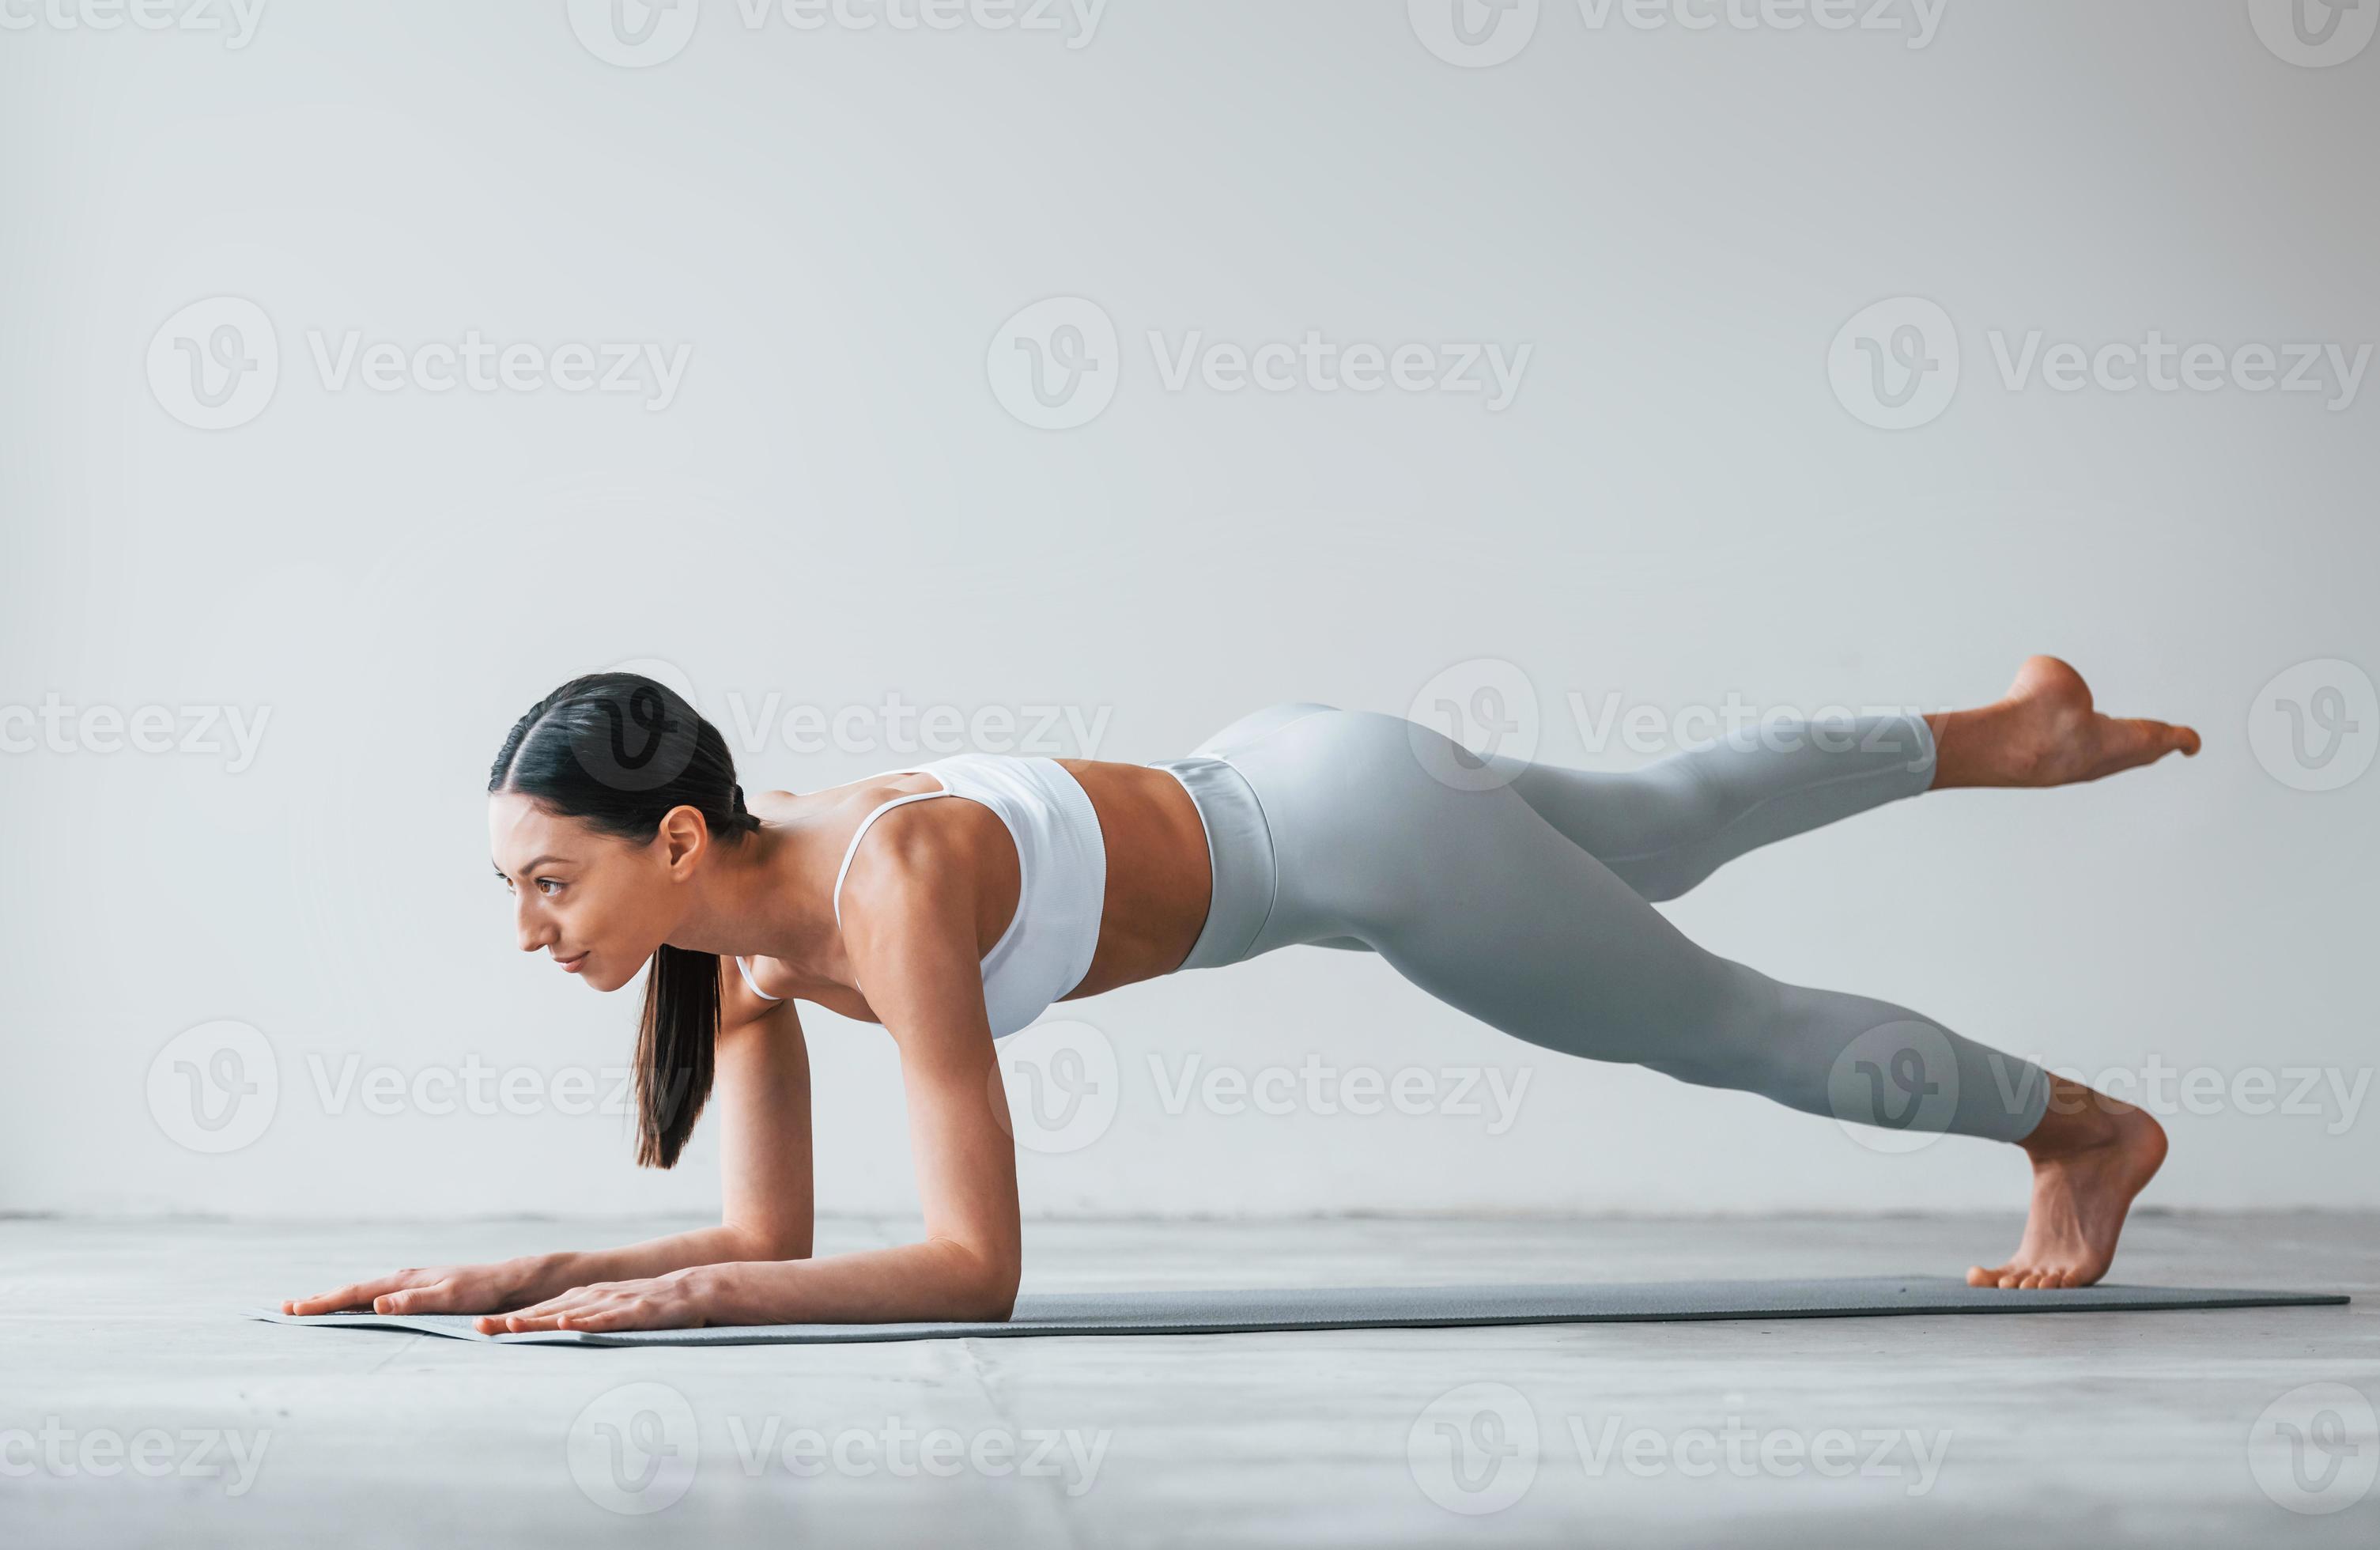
[1154,703,1475,966]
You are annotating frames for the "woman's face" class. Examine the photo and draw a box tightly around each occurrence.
[488,792,684,993]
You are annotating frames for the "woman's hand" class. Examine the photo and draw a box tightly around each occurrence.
[280,1254,566,1318]
[474,1265,720,1336]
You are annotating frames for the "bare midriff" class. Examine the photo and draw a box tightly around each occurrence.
[739,759,1215,1023]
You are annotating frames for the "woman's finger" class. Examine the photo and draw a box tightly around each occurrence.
[504,1285,599,1321]
[282,1270,416,1315]
[496,1305,589,1333]
[499,1286,617,1328]
[372,1280,457,1314]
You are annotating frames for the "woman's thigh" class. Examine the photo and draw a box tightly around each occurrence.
[1218,709,1766,1061]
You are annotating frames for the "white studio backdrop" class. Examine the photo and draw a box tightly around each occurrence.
[2,0,2372,1220]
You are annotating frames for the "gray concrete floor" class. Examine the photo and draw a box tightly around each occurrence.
[2,1210,2374,1547]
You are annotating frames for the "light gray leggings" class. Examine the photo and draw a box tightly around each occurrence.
[1150,701,2053,1144]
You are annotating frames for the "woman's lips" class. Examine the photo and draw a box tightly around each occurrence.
[558,951,590,974]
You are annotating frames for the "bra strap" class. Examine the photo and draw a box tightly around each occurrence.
[833,790,954,926]
[735,955,783,1002]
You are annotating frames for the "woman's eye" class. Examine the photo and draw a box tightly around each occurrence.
[537,879,563,896]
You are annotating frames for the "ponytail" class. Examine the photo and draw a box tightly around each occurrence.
[635,944,722,1169]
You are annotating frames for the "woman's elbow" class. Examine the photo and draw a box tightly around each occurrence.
[945,1243,1020,1321]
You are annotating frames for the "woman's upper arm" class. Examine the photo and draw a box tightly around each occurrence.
[713,967,814,1261]
[838,825,1023,1302]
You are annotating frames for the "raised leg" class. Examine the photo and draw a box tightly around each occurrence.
[1472,709,1936,902]
[1466,656,2200,902]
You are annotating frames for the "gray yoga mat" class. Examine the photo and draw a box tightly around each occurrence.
[244,1276,2347,1347]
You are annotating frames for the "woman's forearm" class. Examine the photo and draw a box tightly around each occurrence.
[541,1223,804,1295]
[698,1238,1017,1325]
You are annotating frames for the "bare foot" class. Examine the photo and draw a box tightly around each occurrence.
[1926,656,2201,789]
[1968,1076,2168,1289]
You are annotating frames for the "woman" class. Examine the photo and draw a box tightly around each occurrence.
[283,657,2196,1334]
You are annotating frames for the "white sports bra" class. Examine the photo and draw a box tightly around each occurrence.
[735,753,1108,1038]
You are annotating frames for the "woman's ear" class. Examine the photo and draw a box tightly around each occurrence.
[655,803,712,873]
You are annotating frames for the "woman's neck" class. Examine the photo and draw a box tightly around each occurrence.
[662,800,842,964]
